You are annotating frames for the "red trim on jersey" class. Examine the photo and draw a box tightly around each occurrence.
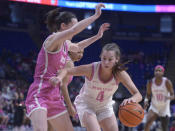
[154,77,163,87]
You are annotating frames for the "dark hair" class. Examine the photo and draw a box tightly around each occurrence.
[101,43,128,78]
[45,8,77,33]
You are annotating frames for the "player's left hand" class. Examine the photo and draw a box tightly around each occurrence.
[97,23,110,38]
[49,76,62,87]
[120,97,136,106]
[67,104,77,118]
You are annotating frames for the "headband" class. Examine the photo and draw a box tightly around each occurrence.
[155,65,165,72]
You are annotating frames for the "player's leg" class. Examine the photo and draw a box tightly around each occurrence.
[144,110,158,131]
[48,121,54,131]
[82,112,101,131]
[99,114,118,131]
[74,101,101,131]
[160,116,170,131]
[30,109,48,131]
[48,112,74,131]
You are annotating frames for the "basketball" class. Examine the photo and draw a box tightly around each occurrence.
[118,102,144,127]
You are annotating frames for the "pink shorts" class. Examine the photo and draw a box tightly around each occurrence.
[25,80,67,120]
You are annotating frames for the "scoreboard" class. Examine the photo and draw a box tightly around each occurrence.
[10,0,58,6]
[9,0,175,13]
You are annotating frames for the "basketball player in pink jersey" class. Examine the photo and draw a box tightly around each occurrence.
[25,3,110,131]
[48,50,84,131]
[50,43,142,131]
[144,65,174,131]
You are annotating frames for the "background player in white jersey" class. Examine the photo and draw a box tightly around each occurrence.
[50,43,142,131]
[144,65,174,131]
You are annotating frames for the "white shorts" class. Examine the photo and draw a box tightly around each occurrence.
[149,104,170,117]
[74,101,115,127]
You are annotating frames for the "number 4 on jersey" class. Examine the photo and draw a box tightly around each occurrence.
[96,91,104,102]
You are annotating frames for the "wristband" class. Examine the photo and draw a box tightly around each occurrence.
[144,98,148,102]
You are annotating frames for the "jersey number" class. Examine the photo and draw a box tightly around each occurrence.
[96,91,104,102]
[156,94,164,102]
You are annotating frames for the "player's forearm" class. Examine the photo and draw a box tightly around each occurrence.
[60,85,73,107]
[77,35,100,50]
[168,94,175,100]
[131,92,142,103]
[72,15,99,36]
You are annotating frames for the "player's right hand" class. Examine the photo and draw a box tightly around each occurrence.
[95,3,105,17]
[144,101,149,109]
[120,97,136,106]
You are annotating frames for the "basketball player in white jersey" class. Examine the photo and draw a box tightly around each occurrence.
[144,65,174,131]
[50,43,142,131]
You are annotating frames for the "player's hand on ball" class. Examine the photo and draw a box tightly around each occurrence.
[120,97,136,106]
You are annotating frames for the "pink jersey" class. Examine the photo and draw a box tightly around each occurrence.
[25,41,69,119]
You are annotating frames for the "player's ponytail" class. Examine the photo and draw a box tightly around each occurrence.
[112,61,128,78]
[46,8,61,33]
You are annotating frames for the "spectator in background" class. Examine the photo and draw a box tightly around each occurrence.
[0,90,9,129]
[13,88,25,131]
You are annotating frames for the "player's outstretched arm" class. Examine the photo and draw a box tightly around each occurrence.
[49,64,92,86]
[68,23,110,52]
[49,3,105,52]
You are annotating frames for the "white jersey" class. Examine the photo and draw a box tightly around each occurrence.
[149,77,171,116]
[74,62,119,108]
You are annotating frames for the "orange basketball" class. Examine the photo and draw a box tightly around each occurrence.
[118,102,144,127]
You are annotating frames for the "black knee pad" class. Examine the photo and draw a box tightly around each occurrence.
[160,116,170,131]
